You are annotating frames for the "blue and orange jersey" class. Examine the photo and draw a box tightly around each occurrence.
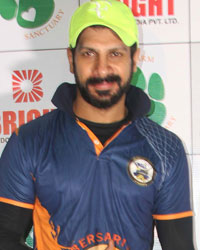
[0,83,193,250]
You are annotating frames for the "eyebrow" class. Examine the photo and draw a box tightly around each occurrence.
[77,45,129,53]
[77,46,96,52]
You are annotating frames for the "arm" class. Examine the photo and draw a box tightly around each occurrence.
[152,138,195,250]
[0,131,35,249]
[0,202,33,250]
[156,217,194,250]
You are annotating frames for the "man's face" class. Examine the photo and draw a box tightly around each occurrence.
[68,27,136,109]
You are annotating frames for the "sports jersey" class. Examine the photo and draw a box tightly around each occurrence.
[0,83,193,250]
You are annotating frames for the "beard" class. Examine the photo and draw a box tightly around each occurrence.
[73,64,133,109]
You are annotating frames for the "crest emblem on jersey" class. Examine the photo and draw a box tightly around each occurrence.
[128,157,155,186]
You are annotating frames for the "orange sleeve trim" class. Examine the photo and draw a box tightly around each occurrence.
[0,197,34,209]
[153,211,193,220]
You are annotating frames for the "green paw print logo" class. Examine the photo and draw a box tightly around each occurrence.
[0,0,54,28]
[131,67,166,125]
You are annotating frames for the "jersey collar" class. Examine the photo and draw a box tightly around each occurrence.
[51,82,151,120]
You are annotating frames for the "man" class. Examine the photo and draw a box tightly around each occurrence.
[0,0,195,249]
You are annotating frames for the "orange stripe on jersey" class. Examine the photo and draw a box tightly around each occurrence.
[77,120,130,156]
[33,198,71,250]
[77,120,103,156]
[104,123,131,147]
[0,197,34,209]
[153,211,193,220]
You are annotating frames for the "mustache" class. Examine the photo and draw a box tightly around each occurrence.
[86,75,121,85]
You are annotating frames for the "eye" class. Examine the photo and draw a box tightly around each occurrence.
[110,51,122,57]
[82,50,95,57]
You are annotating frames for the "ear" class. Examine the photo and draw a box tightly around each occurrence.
[132,48,140,73]
[67,48,74,74]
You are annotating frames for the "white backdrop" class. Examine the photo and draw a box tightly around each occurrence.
[0,0,199,249]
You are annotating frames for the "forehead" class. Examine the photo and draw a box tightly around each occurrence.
[76,26,129,50]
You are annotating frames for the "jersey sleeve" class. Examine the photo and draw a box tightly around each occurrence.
[0,131,35,209]
[153,141,193,220]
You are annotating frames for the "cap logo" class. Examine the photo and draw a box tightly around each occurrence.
[128,157,156,186]
[89,0,112,18]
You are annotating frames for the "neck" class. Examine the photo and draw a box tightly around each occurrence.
[73,92,127,124]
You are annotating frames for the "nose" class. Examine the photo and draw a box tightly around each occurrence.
[93,54,112,78]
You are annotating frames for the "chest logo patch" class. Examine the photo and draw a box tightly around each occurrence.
[128,157,156,186]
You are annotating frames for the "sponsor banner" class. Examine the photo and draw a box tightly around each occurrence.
[80,0,190,44]
[192,155,200,250]
[191,43,200,154]
[0,49,75,154]
[191,0,200,42]
[131,43,192,153]
[0,0,78,51]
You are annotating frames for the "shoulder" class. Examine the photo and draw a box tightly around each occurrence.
[17,109,63,137]
[12,109,69,153]
[135,117,181,146]
[7,109,70,169]
[135,117,184,165]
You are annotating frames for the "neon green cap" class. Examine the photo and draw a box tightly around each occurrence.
[69,0,138,48]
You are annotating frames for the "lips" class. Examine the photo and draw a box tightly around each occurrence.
[90,81,115,90]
